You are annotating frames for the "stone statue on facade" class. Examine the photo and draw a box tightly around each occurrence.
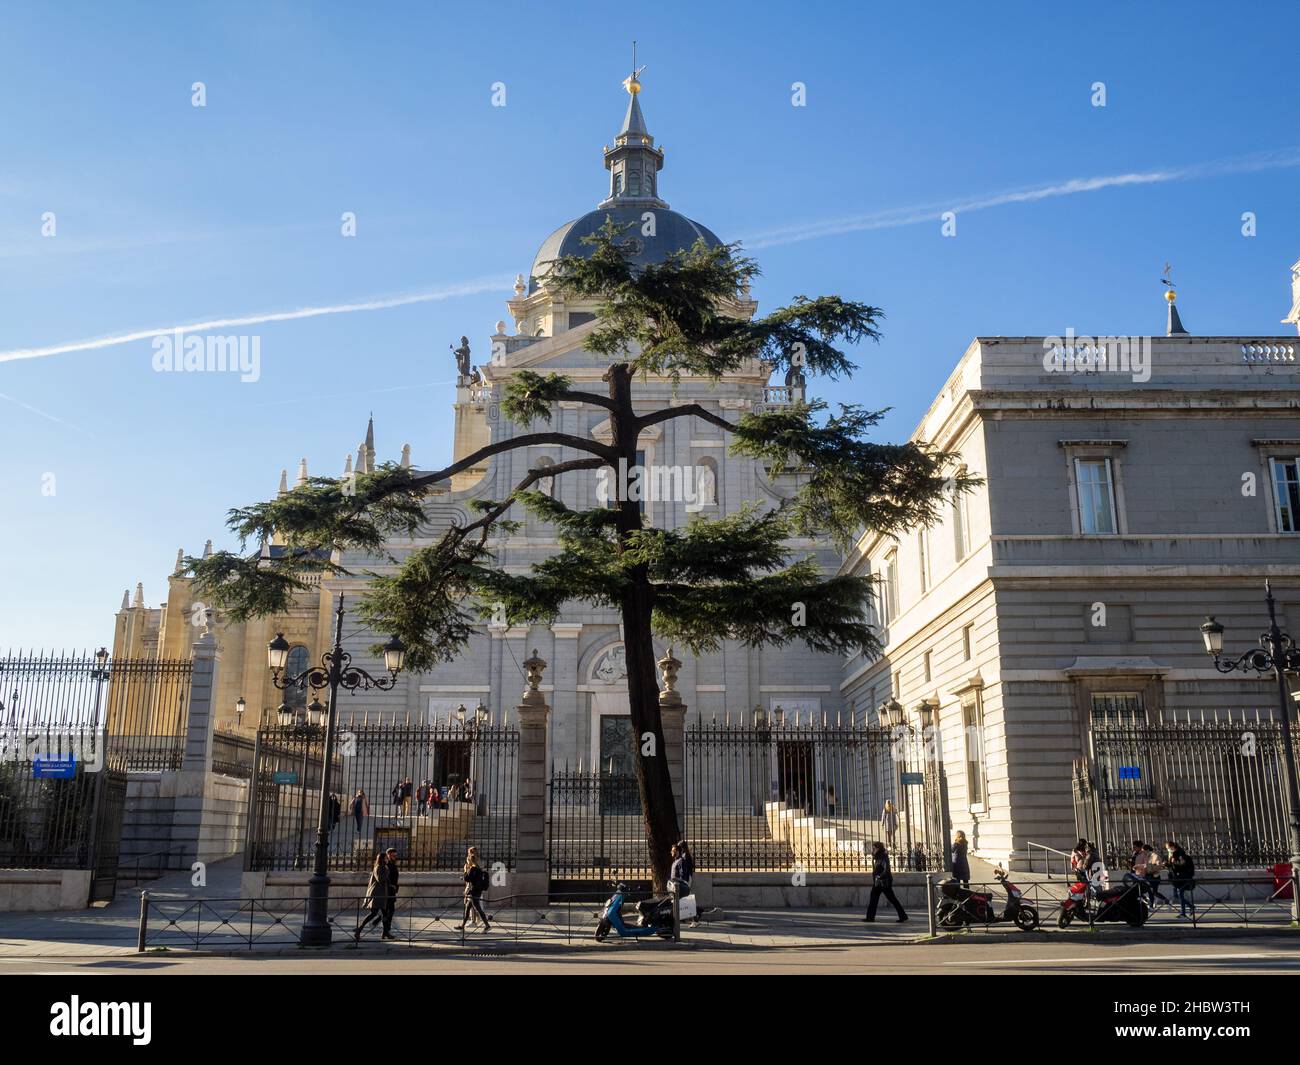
[451,335,472,378]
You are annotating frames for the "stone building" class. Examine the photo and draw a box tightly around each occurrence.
[840,301,1300,869]
[110,76,1300,874]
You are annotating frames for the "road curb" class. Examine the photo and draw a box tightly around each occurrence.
[912,924,1299,946]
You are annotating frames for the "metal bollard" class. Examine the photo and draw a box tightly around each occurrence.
[137,889,149,953]
[926,875,935,937]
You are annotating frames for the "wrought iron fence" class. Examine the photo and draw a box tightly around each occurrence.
[0,753,127,901]
[1075,711,1292,869]
[246,715,518,873]
[212,730,256,778]
[137,891,607,951]
[685,717,945,873]
[548,770,652,884]
[0,652,192,772]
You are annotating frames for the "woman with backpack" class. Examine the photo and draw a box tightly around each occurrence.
[457,846,491,932]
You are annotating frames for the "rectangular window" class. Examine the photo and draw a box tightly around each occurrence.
[962,622,975,661]
[923,650,932,683]
[961,693,986,807]
[884,551,899,624]
[918,531,930,593]
[953,491,971,560]
[1075,457,1117,534]
[1272,457,1300,532]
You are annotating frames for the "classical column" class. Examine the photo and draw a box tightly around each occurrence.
[658,646,686,837]
[512,649,551,906]
[550,623,582,768]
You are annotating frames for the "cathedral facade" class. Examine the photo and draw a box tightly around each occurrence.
[113,79,847,778]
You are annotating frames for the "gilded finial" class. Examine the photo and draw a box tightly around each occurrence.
[1162,261,1177,301]
[622,40,645,95]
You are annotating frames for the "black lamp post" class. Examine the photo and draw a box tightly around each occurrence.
[1200,581,1300,921]
[268,594,405,946]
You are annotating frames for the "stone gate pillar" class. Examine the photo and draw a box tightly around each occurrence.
[658,647,686,837]
[512,648,550,906]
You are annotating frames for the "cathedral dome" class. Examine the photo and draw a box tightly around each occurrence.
[527,70,723,294]
[529,207,723,294]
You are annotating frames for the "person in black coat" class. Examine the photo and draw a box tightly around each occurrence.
[863,841,908,922]
[951,831,971,887]
[381,846,399,938]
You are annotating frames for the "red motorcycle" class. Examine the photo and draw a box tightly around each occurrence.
[1058,875,1148,927]
[936,869,1039,931]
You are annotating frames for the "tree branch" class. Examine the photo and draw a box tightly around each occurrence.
[555,388,617,413]
[636,403,738,435]
[408,433,617,491]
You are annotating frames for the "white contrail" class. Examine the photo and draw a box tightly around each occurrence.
[0,391,93,435]
[742,147,1300,249]
[0,276,512,364]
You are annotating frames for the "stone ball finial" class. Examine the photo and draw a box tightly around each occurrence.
[513,273,527,297]
[495,320,507,335]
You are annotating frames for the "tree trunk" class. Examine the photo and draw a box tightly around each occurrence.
[608,364,681,890]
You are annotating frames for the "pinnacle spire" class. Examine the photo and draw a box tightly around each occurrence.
[1162,262,1189,337]
[601,56,667,210]
[278,469,289,494]
[296,457,308,486]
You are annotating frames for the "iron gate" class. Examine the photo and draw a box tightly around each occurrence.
[247,716,518,873]
[1077,712,1291,869]
[547,769,651,884]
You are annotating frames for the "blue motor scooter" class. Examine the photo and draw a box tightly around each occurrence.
[594,881,680,940]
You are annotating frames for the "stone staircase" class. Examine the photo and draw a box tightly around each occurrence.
[764,801,875,866]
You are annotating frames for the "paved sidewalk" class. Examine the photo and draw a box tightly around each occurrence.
[0,857,1294,959]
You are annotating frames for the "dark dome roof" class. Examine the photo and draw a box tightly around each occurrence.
[529,206,723,294]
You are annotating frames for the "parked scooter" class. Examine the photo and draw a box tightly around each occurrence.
[935,868,1039,931]
[1058,876,1149,927]
[594,880,697,941]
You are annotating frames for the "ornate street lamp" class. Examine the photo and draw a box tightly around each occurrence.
[1199,582,1300,919]
[235,696,246,725]
[267,598,406,946]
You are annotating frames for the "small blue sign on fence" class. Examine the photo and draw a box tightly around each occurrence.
[33,757,76,780]
[900,772,925,786]
[273,771,298,785]
[1118,765,1142,780]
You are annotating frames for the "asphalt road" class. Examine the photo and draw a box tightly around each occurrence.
[1,937,1296,975]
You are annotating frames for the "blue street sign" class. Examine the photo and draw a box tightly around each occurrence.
[900,772,924,786]
[1119,765,1142,780]
[273,771,298,785]
[33,757,76,780]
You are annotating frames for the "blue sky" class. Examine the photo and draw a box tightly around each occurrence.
[2,1,1298,650]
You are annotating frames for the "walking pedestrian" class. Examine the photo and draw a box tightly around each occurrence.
[390,779,403,818]
[328,793,341,833]
[350,788,369,833]
[1141,843,1171,906]
[456,846,491,932]
[863,841,908,922]
[951,830,971,887]
[381,846,400,937]
[881,799,898,850]
[401,777,413,817]
[355,851,390,941]
[416,780,430,817]
[1165,840,1195,919]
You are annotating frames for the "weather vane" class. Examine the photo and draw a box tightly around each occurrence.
[623,40,645,94]
[1161,261,1178,302]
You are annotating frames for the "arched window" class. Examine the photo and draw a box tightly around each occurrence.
[284,645,310,710]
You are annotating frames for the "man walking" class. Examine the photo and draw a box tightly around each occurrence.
[863,841,908,923]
